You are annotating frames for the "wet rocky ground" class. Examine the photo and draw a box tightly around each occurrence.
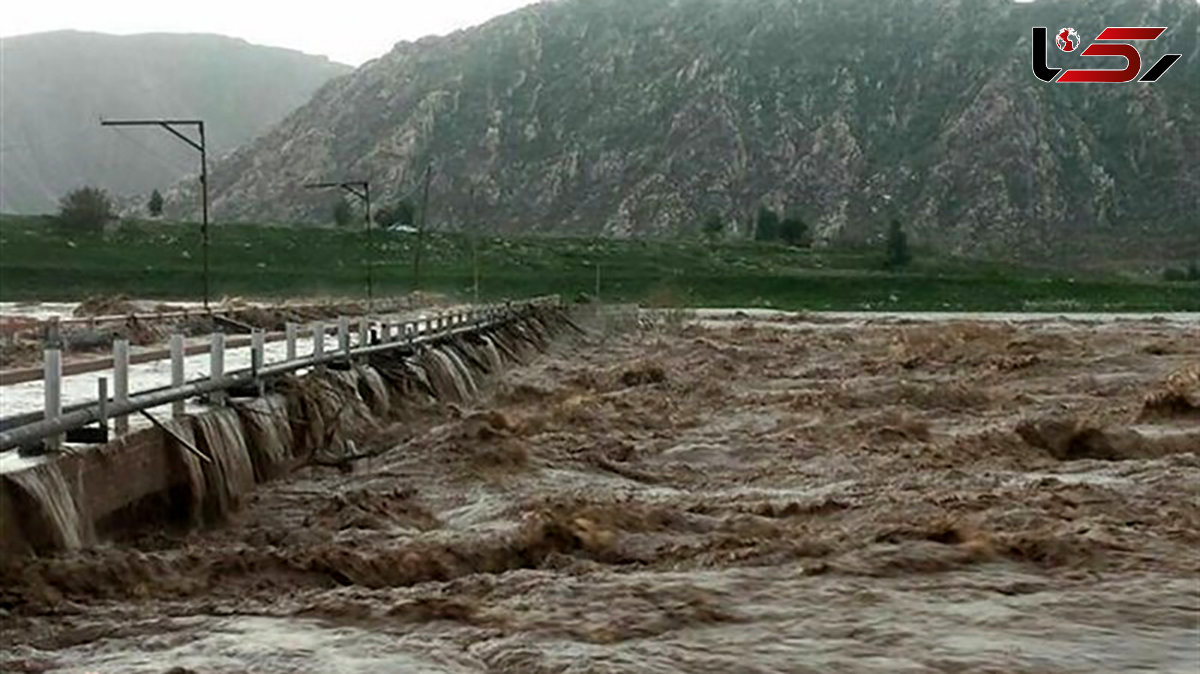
[1,312,1198,672]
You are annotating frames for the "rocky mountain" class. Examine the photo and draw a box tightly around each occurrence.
[0,31,350,214]
[182,0,1197,260]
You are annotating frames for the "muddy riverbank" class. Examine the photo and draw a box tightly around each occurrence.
[1,312,1197,672]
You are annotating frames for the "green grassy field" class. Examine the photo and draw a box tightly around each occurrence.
[1,215,1196,311]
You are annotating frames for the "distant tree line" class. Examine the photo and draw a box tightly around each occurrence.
[699,206,811,246]
[330,197,417,229]
[754,207,809,247]
[1163,262,1200,282]
[699,206,915,271]
[376,199,416,229]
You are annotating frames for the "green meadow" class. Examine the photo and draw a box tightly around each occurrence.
[1,215,1196,312]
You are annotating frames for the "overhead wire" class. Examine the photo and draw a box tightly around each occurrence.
[105,125,199,177]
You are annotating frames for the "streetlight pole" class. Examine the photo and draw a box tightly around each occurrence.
[101,119,210,310]
[414,163,433,293]
[305,180,373,310]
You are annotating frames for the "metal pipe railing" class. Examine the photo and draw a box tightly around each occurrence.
[0,297,560,453]
[0,304,477,386]
[0,297,418,333]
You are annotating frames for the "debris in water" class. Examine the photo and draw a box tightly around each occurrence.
[0,312,1196,672]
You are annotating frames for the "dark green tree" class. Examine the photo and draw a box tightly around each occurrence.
[884,218,912,270]
[1188,261,1199,282]
[374,205,393,228]
[392,199,416,227]
[701,213,724,241]
[58,186,113,233]
[147,189,164,217]
[377,198,416,228]
[755,206,780,242]
[332,198,353,227]
[780,215,808,247]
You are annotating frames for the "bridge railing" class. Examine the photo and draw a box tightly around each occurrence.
[0,296,560,453]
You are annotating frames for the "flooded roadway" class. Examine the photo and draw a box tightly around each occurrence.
[1,311,1198,672]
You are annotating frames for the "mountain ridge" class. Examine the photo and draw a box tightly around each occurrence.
[173,0,1197,261]
[0,30,352,213]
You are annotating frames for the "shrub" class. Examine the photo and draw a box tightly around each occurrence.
[755,206,780,241]
[333,198,353,227]
[58,186,114,233]
[377,199,415,228]
[780,215,808,247]
[884,218,912,270]
[701,213,724,241]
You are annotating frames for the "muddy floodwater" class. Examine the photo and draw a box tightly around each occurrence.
[2,312,1198,672]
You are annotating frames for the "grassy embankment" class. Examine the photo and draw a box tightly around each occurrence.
[1,215,1196,311]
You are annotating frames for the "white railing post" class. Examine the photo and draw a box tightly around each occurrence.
[338,316,350,355]
[359,317,370,348]
[170,334,185,418]
[285,323,298,362]
[44,348,62,450]
[211,333,225,380]
[312,322,325,369]
[114,339,130,435]
[211,332,226,405]
[97,377,108,433]
[251,330,265,373]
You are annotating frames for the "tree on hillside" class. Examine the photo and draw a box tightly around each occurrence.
[884,218,912,270]
[701,213,724,241]
[58,186,114,233]
[1188,261,1200,282]
[780,215,808,247]
[755,206,780,242]
[147,189,164,217]
[374,206,393,228]
[332,198,353,227]
[376,198,416,229]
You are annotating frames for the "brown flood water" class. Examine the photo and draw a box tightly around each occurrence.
[2,313,1198,673]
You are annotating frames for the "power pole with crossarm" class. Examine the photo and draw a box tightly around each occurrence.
[305,180,373,310]
[101,118,210,309]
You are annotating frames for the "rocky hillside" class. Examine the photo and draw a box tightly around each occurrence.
[0,31,350,214]
[183,0,1197,261]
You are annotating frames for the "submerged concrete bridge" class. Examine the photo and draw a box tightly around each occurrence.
[0,296,574,555]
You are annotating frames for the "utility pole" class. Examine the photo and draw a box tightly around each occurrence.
[468,185,480,304]
[305,180,373,310]
[472,240,481,305]
[414,163,433,292]
[101,119,210,310]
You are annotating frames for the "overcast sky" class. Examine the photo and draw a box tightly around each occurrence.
[0,0,543,65]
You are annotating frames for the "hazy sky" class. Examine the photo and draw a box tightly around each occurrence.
[0,0,543,65]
